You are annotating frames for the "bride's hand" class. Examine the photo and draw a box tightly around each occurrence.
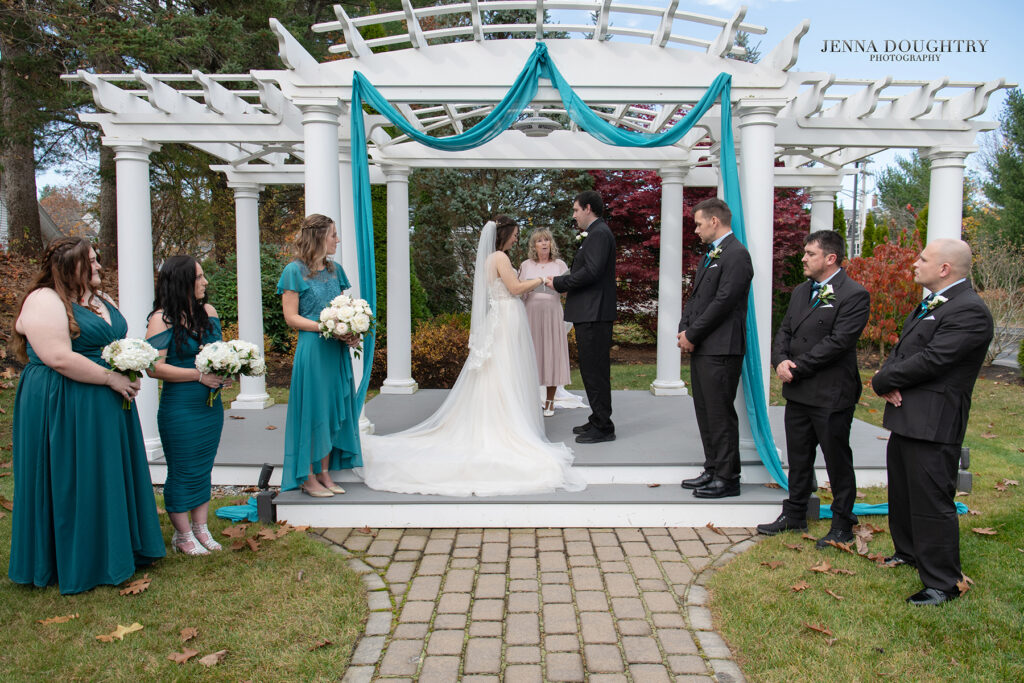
[339,332,361,348]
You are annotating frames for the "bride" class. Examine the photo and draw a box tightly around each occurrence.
[360,215,586,496]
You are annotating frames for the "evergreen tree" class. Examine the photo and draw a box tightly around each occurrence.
[833,197,847,242]
[981,88,1024,247]
[861,212,879,257]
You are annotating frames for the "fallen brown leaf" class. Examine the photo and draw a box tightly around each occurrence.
[801,533,817,541]
[791,580,811,592]
[956,575,975,595]
[646,483,661,488]
[0,496,12,511]
[825,540,855,554]
[809,559,832,573]
[706,522,726,536]
[980,432,997,439]
[118,574,151,596]
[38,614,79,625]
[866,552,887,563]
[866,523,886,534]
[265,425,278,430]
[876,435,889,440]
[803,622,834,636]
[198,650,228,667]
[971,527,998,536]
[221,526,247,538]
[1001,479,1019,486]
[246,537,260,552]
[276,524,295,538]
[764,482,782,489]
[96,622,144,642]
[760,561,784,570]
[230,539,246,551]
[825,637,839,646]
[968,509,982,516]
[995,483,1007,492]
[0,472,11,478]
[293,525,309,532]
[831,568,856,576]
[180,627,198,643]
[309,639,332,651]
[357,526,374,535]
[825,589,845,601]
[228,415,246,420]
[167,648,200,664]
[784,543,803,552]
[257,528,278,541]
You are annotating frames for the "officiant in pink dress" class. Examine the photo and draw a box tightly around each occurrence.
[519,228,571,417]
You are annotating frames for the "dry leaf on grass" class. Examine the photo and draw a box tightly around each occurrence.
[831,568,856,576]
[809,559,832,573]
[228,415,246,420]
[167,648,200,664]
[825,540,855,554]
[38,614,79,625]
[760,561,784,570]
[995,482,1008,492]
[198,650,228,667]
[180,627,198,643]
[968,509,982,516]
[784,543,803,552]
[706,522,726,536]
[118,574,151,596]
[257,528,278,541]
[825,589,845,601]
[1001,478,1019,486]
[309,639,332,651]
[96,623,143,642]
[980,432,997,439]
[276,524,295,538]
[801,533,817,541]
[866,523,886,533]
[956,574,975,595]
[803,622,834,636]
[0,496,13,511]
[293,525,309,532]
[221,526,248,538]
[971,527,998,536]
[866,552,888,563]
[230,539,246,551]
[246,538,260,552]
[0,472,10,478]
[791,580,811,592]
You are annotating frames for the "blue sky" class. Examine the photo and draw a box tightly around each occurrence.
[39,0,1021,206]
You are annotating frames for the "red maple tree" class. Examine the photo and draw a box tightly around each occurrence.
[845,237,922,356]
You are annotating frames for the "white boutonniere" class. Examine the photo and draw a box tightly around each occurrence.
[707,246,722,260]
[815,283,835,305]
[575,231,588,242]
[917,294,947,318]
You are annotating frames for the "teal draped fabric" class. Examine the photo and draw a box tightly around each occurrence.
[350,41,790,488]
[821,502,969,519]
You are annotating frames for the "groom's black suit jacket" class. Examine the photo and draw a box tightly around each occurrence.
[771,269,869,410]
[871,280,992,445]
[678,233,752,356]
[553,218,617,322]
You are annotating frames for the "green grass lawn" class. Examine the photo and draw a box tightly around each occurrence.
[710,372,1024,682]
[0,383,367,682]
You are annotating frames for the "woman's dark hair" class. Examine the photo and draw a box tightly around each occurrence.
[10,237,98,362]
[493,214,519,252]
[150,255,211,355]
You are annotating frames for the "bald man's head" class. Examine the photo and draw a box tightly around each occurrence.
[913,238,973,291]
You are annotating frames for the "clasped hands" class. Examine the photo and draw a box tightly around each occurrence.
[542,277,555,289]
[199,372,233,390]
[338,332,361,349]
[676,330,694,353]
[107,372,141,400]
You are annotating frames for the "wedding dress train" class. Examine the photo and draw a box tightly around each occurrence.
[360,226,585,497]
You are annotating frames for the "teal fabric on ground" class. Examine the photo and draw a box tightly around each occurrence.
[821,501,970,519]
[349,42,788,487]
[147,317,224,513]
[9,300,166,595]
[215,497,258,522]
[277,260,363,491]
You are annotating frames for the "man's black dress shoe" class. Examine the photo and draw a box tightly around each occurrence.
[692,478,740,499]
[815,528,854,549]
[572,422,595,435]
[680,470,714,490]
[576,430,615,444]
[756,513,808,536]
[882,554,916,568]
[907,587,959,606]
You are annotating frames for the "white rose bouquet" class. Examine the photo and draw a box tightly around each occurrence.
[318,294,375,358]
[101,338,159,410]
[227,339,267,377]
[195,340,243,406]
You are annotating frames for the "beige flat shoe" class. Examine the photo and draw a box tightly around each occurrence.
[301,485,334,498]
[324,482,346,494]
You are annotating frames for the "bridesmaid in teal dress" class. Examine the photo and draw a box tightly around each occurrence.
[278,213,363,496]
[146,256,228,556]
[8,238,165,594]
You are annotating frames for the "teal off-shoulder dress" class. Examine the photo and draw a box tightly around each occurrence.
[9,299,166,595]
[277,260,363,491]
[147,318,224,513]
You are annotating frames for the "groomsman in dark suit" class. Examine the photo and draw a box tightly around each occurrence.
[548,190,617,444]
[871,238,992,606]
[758,230,870,547]
[677,198,753,498]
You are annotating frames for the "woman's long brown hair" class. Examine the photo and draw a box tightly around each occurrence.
[10,237,99,362]
[293,213,335,275]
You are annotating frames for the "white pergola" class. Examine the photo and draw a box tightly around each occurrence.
[65,1,1007,459]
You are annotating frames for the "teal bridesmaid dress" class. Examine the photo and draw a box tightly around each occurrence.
[147,318,224,513]
[277,260,363,491]
[9,299,166,595]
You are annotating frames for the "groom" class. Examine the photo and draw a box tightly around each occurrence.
[546,190,617,444]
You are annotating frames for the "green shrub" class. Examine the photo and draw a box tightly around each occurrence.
[613,320,656,345]
[1018,337,1024,379]
[203,244,293,353]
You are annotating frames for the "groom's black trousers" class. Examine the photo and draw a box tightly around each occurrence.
[575,321,614,434]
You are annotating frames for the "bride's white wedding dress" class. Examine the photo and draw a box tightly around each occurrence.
[360,226,585,497]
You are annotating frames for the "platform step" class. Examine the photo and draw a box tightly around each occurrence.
[272,482,788,528]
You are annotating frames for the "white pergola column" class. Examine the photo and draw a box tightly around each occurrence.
[738,103,784,402]
[381,165,418,395]
[298,101,342,228]
[228,182,273,410]
[108,138,162,459]
[809,187,841,232]
[651,166,687,396]
[924,148,971,242]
